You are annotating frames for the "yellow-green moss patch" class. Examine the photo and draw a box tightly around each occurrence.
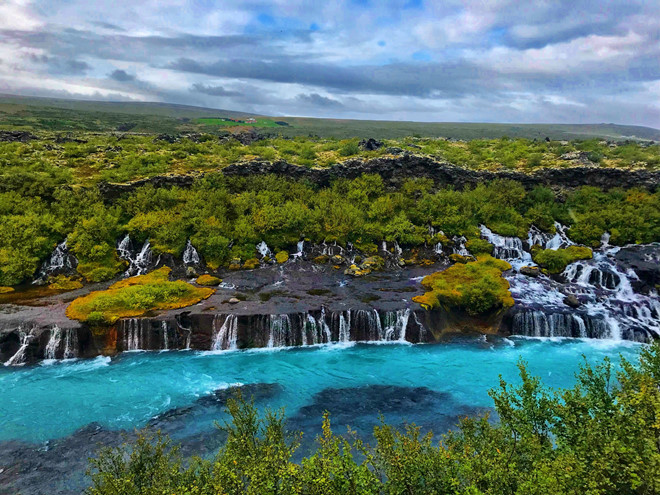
[48,275,84,291]
[0,286,14,294]
[413,255,514,315]
[66,267,214,324]
[196,274,222,286]
[531,245,593,274]
[275,251,289,264]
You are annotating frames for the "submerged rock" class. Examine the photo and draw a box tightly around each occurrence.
[563,294,581,308]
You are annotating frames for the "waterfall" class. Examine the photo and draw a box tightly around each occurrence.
[118,235,153,276]
[452,236,470,256]
[161,321,169,350]
[122,319,145,351]
[511,310,614,339]
[527,223,574,250]
[268,314,294,348]
[338,310,351,342]
[256,241,272,258]
[291,240,305,261]
[4,328,32,366]
[182,240,200,265]
[36,239,77,281]
[353,309,384,341]
[480,225,531,263]
[212,314,238,351]
[62,329,78,359]
[383,309,410,341]
[45,325,62,360]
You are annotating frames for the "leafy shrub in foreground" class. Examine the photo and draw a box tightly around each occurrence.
[86,343,660,494]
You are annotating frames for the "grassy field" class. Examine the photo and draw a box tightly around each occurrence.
[1,94,658,141]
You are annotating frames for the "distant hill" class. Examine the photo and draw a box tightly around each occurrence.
[0,94,658,141]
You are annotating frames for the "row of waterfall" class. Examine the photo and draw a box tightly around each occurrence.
[481,223,660,342]
[44,325,79,360]
[100,308,427,355]
[210,307,423,351]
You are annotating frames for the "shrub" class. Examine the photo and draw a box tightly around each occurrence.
[466,238,494,255]
[87,343,660,494]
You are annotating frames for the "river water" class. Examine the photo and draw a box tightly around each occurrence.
[0,337,642,444]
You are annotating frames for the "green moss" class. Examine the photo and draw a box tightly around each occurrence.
[47,275,83,291]
[243,258,260,270]
[196,274,221,286]
[66,267,214,324]
[532,245,593,273]
[275,251,289,264]
[0,286,14,294]
[449,254,473,264]
[312,255,329,264]
[413,255,514,315]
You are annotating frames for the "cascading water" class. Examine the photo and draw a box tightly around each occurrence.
[62,328,78,359]
[161,321,169,350]
[480,225,532,266]
[117,235,154,276]
[4,327,33,366]
[452,236,470,256]
[182,240,200,265]
[483,224,660,342]
[122,319,145,351]
[383,309,411,342]
[45,325,62,360]
[268,314,294,348]
[212,314,238,351]
[256,241,272,258]
[291,240,305,261]
[35,240,77,282]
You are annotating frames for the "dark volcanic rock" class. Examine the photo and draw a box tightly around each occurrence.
[519,266,540,277]
[359,138,384,151]
[97,156,660,201]
[615,243,660,293]
[563,294,581,308]
[0,130,37,142]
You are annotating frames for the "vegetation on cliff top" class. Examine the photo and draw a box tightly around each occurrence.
[66,267,214,324]
[87,343,660,494]
[413,255,514,315]
[1,170,659,286]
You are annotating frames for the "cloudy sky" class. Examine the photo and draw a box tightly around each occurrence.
[1,0,659,127]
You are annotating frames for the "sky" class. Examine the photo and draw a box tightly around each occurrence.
[0,0,659,127]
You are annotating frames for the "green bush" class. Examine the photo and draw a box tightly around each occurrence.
[87,343,660,494]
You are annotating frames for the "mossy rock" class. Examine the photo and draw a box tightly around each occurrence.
[313,255,329,264]
[243,258,260,270]
[449,253,473,264]
[413,255,514,315]
[275,251,289,264]
[0,286,15,294]
[66,267,214,325]
[48,275,83,291]
[331,254,344,264]
[196,274,222,286]
[228,258,242,271]
[532,246,593,274]
[353,242,378,255]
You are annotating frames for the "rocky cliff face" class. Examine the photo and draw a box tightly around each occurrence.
[98,155,660,200]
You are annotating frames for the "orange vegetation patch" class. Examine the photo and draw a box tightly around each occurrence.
[66,267,214,324]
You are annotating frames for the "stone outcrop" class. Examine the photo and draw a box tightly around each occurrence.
[97,155,660,200]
